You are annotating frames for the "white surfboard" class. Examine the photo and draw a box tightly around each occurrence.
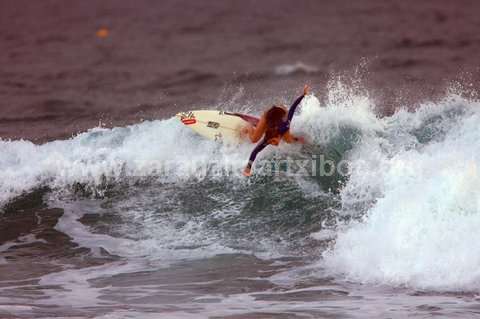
[176,110,259,144]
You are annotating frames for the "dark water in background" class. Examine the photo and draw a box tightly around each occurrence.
[2,1,480,318]
[1,0,480,141]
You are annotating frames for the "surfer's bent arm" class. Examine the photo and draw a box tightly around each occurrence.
[248,114,267,143]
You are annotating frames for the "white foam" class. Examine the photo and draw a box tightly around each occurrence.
[295,85,382,145]
[323,94,480,291]
[0,119,251,205]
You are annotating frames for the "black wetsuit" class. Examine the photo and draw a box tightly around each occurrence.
[246,94,305,170]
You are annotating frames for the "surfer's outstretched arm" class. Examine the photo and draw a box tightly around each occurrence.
[286,85,310,122]
[279,85,310,136]
[243,139,269,176]
[286,94,305,122]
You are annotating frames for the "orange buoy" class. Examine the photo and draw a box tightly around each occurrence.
[96,27,109,39]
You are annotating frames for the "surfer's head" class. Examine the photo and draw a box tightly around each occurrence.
[265,106,287,140]
[266,106,287,124]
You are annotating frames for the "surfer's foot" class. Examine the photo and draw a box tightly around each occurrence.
[243,167,252,177]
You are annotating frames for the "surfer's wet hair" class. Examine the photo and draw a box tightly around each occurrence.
[265,106,287,140]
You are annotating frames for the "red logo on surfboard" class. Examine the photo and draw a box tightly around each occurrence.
[181,118,196,125]
[179,111,196,125]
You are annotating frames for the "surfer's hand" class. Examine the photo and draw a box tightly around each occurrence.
[303,84,310,96]
[243,166,252,177]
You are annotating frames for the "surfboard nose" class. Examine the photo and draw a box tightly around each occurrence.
[176,111,197,125]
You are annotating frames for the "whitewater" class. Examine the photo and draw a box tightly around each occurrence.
[1,82,480,318]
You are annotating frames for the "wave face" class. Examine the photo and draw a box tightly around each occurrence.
[2,82,480,298]
[322,90,480,291]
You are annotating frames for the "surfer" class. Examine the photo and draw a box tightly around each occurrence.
[242,85,310,176]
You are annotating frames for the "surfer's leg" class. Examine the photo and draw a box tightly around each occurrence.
[243,139,269,176]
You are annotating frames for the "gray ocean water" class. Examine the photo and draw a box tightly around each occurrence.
[2,1,480,318]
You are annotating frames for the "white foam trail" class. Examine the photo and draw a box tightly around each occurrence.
[0,119,253,205]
